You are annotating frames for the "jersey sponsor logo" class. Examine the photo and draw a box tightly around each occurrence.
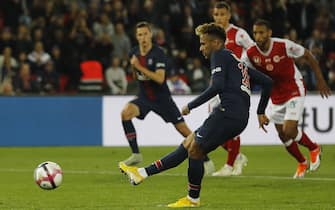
[177,116,183,121]
[252,56,261,64]
[148,58,153,65]
[273,55,285,63]
[266,63,274,71]
[289,100,297,108]
[137,72,150,81]
[211,67,222,74]
[156,62,165,68]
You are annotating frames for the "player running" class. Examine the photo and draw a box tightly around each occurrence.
[244,19,331,178]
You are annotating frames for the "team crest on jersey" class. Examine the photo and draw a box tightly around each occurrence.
[148,58,153,65]
[253,56,261,64]
[266,63,274,71]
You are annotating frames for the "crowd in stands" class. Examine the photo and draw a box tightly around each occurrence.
[0,0,334,95]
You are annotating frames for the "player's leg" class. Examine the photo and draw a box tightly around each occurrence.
[120,100,147,165]
[174,121,215,175]
[167,136,203,208]
[284,96,321,172]
[295,129,321,171]
[168,110,248,208]
[275,122,308,178]
[119,132,194,185]
[213,135,248,176]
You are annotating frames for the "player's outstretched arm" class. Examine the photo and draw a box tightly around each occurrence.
[304,49,332,98]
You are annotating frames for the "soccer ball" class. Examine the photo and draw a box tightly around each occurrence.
[34,161,63,190]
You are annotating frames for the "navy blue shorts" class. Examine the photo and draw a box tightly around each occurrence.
[130,97,184,124]
[195,108,248,154]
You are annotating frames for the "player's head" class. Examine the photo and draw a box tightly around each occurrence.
[135,21,153,48]
[253,19,272,49]
[195,23,226,58]
[213,1,231,28]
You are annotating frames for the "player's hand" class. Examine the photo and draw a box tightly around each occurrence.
[316,80,331,98]
[181,105,190,116]
[130,55,141,70]
[258,114,269,133]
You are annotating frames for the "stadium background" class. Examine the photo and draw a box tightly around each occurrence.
[0,0,334,146]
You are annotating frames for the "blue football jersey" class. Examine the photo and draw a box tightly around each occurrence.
[129,45,171,101]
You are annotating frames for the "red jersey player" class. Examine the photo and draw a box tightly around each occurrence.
[244,19,331,178]
[206,1,254,176]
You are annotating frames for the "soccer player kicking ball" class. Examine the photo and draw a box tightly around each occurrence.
[120,23,273,207]
[207,1,254,177]
[243,19,331,178]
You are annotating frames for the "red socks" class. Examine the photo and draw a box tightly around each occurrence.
[221,136,241,166]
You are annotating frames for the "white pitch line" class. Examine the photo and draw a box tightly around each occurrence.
[1,168,335,181]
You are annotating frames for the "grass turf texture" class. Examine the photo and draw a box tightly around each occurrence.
[0,145,334,210]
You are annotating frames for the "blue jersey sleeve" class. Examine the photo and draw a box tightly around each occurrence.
[188,51,226,110]
[248,67,273,114]
[154,47,167,71]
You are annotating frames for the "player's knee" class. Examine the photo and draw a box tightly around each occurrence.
[278,132,288,142]
[282,127,297,140]
[121,109,133,121]
[188,145,204,160]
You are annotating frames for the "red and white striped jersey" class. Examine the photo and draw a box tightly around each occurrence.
[225,24,253,58]
[244,38,306,104]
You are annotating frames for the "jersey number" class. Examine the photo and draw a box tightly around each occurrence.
[238,62,251,95]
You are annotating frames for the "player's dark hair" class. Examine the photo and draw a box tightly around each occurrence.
[136,21,151,31]
[254,19,271,30]
[214,1,231,12]
[195,23,226,43]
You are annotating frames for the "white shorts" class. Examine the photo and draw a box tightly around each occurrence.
[268,96,305,124]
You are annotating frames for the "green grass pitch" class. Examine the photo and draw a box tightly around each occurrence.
[0,145,334,210]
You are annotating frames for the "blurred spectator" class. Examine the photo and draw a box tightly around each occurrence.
[16,24,33,54]
[13,63,40,94]
[188,57,208,92]
[92,32,114,69]
[28,41,51,75]
[0,27,15,52]
[111,22,131,61]
[40,60,60,94]
[167,69,191,95]
[0,80,15,96]
[105,57,127,94]
[93,12,115,40]
[180,4,196,57]
[0,47,18,81]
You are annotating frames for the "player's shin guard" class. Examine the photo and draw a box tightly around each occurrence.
[284,139,306,163]
[188,158,204,199]
[145,144,188,176]
[122,120,139,153]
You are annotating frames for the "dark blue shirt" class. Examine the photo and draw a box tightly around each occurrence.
[188,49,272,119]
[129,45,171,101]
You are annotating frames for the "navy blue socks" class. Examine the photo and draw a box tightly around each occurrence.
[145,144,188,175]
[122,120,139,153]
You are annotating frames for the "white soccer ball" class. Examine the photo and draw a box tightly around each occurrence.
[34,161,63,190]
